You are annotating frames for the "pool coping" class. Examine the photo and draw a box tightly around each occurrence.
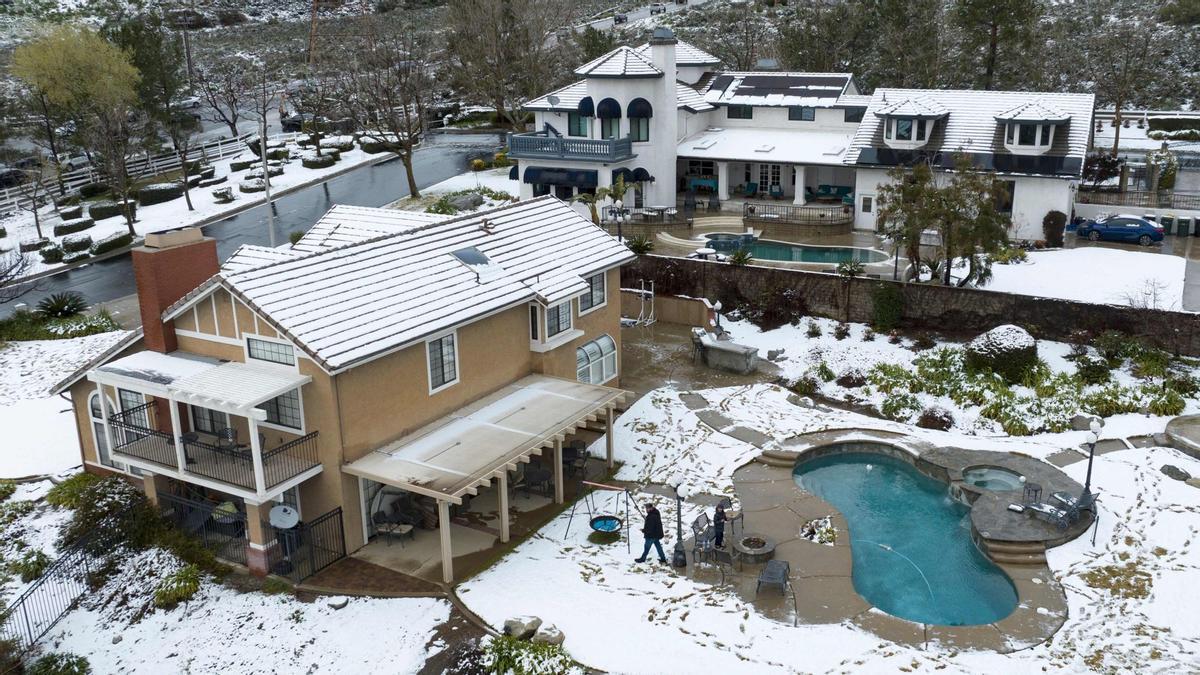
[655,231,898,276]
[721,427,1078,653]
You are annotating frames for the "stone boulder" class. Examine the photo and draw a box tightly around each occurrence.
[835,368,867,388]
[531,624,565,646]
[767,348,786,361]
[1071,413,1103,432]
[448,192,484,211]
[503,616,542,640]
[1161,465,1191,482]
[964,324,1037,383]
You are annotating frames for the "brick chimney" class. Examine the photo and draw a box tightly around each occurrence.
[132,228,219,353]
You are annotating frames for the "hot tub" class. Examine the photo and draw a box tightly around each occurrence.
[962,466,1024,492]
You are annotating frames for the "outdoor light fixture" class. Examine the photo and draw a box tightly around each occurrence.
[1083,418,1102,501]
[614,199,625,242]
[667,473,688,568]
[713,300,722,331]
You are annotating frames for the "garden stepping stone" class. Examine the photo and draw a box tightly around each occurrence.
[678,392,708,410]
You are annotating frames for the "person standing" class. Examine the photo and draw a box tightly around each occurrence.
[635,502,667,563]
[713,502,728,549]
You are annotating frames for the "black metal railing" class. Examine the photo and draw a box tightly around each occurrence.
[1077,189,1200,211]
[262,431,321,490]
[157,492,249,566]
[506,131,635,162]
[0,544,92,654]
[109,402,178,469]
[181,431,321,493]
[266,506,346,583]
[742,202,853,225]
[601,205,694,229]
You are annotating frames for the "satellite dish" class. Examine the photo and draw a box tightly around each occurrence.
[269,504,300,529]
[547,95,561,106]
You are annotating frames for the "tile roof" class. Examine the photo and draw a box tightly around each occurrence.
[634,40,721,66]
[846,88,1095,177]
[873,95,949,119]
[994,100,1072,123]
[222,245,303,273]
[206,197,634,373]
[574,46,663,78]
[290,205,452,254]
[703,72,853,107]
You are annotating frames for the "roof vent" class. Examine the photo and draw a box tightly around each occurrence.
[754,58,780,71]
[479,218,497,233]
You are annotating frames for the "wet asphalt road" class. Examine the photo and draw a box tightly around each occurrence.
[2,133,503,315]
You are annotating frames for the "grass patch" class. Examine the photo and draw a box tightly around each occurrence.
[1082,560,1153,599]
[0,309,122,341]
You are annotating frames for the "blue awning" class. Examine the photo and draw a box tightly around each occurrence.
[628,98,653,118]
[523,167,598,188]
[578,97,595,117]
[597,98,621,119]
[509,165,518,180]
[612,168,634,184]
[632,167,653,182]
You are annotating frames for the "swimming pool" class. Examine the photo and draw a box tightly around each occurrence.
[705,233,889,264]
[793,451,1018,626]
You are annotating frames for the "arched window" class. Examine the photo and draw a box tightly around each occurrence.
[628,98,652,142]
[597,98,622,140]
[576,334,617,384]
[570,97,594,137]
[88,391,124,472]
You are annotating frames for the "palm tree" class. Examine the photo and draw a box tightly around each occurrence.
[571,175,630,225]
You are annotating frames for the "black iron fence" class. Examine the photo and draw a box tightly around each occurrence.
[742,202,853,225]
[1077,189,1200,212]
[0,541,94,654]
[266,507,346,584]
[158,492,249,566]
[262,432,321,490]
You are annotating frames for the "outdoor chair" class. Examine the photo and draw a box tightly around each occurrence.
[1026,502,1070,531]
[718,497,745,537]
[216,427,238,452]
[756,559,791,597]
[742,182,758,198]
[523,466,552,497]
[768,184,784,200]
[707,195,720,212]
[1052,490,1098,523]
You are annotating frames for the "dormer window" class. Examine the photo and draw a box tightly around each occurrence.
[883,117,932,148]
[995,101,1069,157]
[874,96,946,151]
[1005,123,1054,149]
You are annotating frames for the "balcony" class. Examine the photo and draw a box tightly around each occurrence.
[507,131,636,163]
[109,402,322,496]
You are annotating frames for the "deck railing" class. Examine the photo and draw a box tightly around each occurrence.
[1077,189,1200,212]
[742,202,853,226]
[262,431,322,489]
[109,402,178,469]
[507,131,635,162]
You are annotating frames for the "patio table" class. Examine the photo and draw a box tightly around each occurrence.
[695,247,716,260]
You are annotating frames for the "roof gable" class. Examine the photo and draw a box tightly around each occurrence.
[574,46,663,78]
[634,40,720,66]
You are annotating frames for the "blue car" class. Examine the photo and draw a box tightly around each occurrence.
[1076,214,1164,246]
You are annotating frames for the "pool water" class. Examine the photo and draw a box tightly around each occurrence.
[963,466,1025,491]
[793,452,1018,625]
[705,233,888,264]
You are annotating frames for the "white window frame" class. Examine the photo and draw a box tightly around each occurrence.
[244,333,299,370]
[425,331,460,394]
[575,335,618,385]
[861,194,874,214]
[258,388,306,434]
[577,272,608,316]
[545,301,573,338]
[89,390,135,475]
[188,404,230,435]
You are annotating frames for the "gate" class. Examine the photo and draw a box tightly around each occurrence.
[157,492,249,566]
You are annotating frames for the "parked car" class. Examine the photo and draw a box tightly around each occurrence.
[1076,214,1164,246]
[613,12,628,23]
[173,95,202,109]
[56,153,90,172]
[0,165,25,189]
[649,3,667,14]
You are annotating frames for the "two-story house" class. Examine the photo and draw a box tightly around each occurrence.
[52,197,632,583]
[508,27,1095,241]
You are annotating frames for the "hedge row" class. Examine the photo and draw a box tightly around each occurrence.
[59,205,83,221]
[53,217,95,237]
[40,246,63,263]
[91,232,134,255]
[79,182,110,198]
[62,234,93,253]
[138,183,184,206]
[89,201,137,221]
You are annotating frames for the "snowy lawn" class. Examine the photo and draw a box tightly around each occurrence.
[721,314,1199,438]
[425,166,520,196]
[1,141,387,279]
[459,384,1200,673]
[0,331,129,478]
[983,247,1186,308]
[389,167,523,216]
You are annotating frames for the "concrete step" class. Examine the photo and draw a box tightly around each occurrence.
[985,540,1046,555]
[990,551,1047,565]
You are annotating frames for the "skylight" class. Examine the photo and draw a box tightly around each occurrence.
[451,247,506,283]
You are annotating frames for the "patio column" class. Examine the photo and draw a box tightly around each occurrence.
[553,438,564,505]
[248,416,267,495]
[244,501,271,577]
[497,470,510,543]
[605,406,615,470]
[717,161,730,201]
[438,499,454,584]
[793,165,807,205]
[167,395,186,470]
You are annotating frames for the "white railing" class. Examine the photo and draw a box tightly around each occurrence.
[0,133,259,216]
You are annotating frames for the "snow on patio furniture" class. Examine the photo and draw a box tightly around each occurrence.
[1052,490,1098,522]
[1026,502,1070,530]
[756,559,791,597]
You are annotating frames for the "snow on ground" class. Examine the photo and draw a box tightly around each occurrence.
[424,167,520,197]
[985,248,1186,308]
[0,331,129,478]
[2,143,385,279]
[460,384,1200,673]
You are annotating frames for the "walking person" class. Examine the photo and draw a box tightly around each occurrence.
[713,502,728,549]
[635,502,668,563]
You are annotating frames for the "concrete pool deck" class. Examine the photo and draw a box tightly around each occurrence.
[678,391,1090,652]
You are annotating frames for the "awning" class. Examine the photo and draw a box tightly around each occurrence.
[578,96,595,117]
[597,98,621,119]
[628,97,653,118]
[508,164,518,180]
[343,375,627,504]
[523,167,598,188]
[612,167,634,183]
[632,167,653,182]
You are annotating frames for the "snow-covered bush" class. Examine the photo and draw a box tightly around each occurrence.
[62,251,90,264]
[871,283,903,330]
[137,182,183,206]
[58,205,83,221]
[90,232,134,256]
[39,245,64,263]
[25,652,91,675]
[916,405,954,430]
[483,635,579,675]
[61,233,92,253]
[229,156,258,172]
[154,564,202,609]
[301,152,337,169]
[238,179,266,193]
[964,324,1037,383]
[88,200,136,221]
[78,181,109,198]
[52,217,94,237]
[1074,356,1111,385]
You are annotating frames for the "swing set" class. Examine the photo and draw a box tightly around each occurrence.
[564,480,640,552]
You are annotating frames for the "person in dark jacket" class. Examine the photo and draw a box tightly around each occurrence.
[635,503,668,563]
[713,503,727,548]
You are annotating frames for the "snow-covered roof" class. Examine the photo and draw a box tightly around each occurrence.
[994,101,1072,124]
[836,94,873,108]
[291,205,452,254]
[677,126,854,166]
[169,197,634,373]
[873,95,949,119]
[94,350,219,388]
[703,72,853,107]
[574,46,663,78]
[51,328,144,395]
[634,40,721,66]
[523,80,713,113]
[846,88,1096,178]
[223,245,304,273]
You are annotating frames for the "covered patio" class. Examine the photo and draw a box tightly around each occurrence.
[344,374,628,583]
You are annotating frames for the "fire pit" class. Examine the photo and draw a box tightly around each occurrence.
[733,533,777,564]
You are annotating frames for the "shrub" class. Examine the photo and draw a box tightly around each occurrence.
[301,153,337,169]
[61,234,92,253]
[239,179,267,193]
[483,635,576,675]
[56,476,159,551]
[0,638,21,675]
[88,200,135,221]
[816,361,835,382]
[79,182,110,199]
[90,232,134,256]
[1094,330,1138,367]
[626,235,653,255]
[45,472,101,509]
[470,158,489,171]
[805,320,821,338]
[1132,347,1171,380]
[37,292,88,318]
[880,392,920,421]
[728,249,753,266]
[1042,210,1067,247]
[229,157,257,172]
[27,653,92,675]
[59,205,84,220]
[492,150,511,167]
[0,226,5,238]
[1145,387,1186,416]
[916,406,954,431]
[989,246,1028,264]
[1074,356,1112,385]
[788,374,820,396]
[1080,384,1141,418]
[425,196,458,215]
[1165,372,1200,396]
[137,182,183,206]
[833,323,850,340]
[9,549,52,583]
[871,283,903,331]
[216,8,248,25]
[52,217,94,237]
[964,325,1036,383]
[0,480,13,502]
[862,328,876,342]
[153,564,202,609]
[20,238,49,253]
[911,332,936,351]
[40,245,64,263]
[289,230,305,245]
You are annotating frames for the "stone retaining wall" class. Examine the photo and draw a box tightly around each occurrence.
[622,255,1200,355]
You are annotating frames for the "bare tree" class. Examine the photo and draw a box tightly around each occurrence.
[0,251,36,305]
[1085,19,1157,154]
[194,55,253,139]
[244,59,282,184]
[19,88,72,195]
[288,69,345,157]
[341,17,433,198]
[14,164,51,239]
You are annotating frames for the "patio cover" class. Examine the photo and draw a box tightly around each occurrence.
[677,127,854,166]
[344,375,627,504]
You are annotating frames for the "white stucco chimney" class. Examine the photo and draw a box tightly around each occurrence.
[647,28,678,204]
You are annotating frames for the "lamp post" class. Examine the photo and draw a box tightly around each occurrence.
[614,199,625,242]
[1082,418,1102,500]
[667,474,688,568]
[713,300,722,332]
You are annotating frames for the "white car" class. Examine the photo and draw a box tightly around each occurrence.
[174,95,203,109]
[649,3,667,14]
